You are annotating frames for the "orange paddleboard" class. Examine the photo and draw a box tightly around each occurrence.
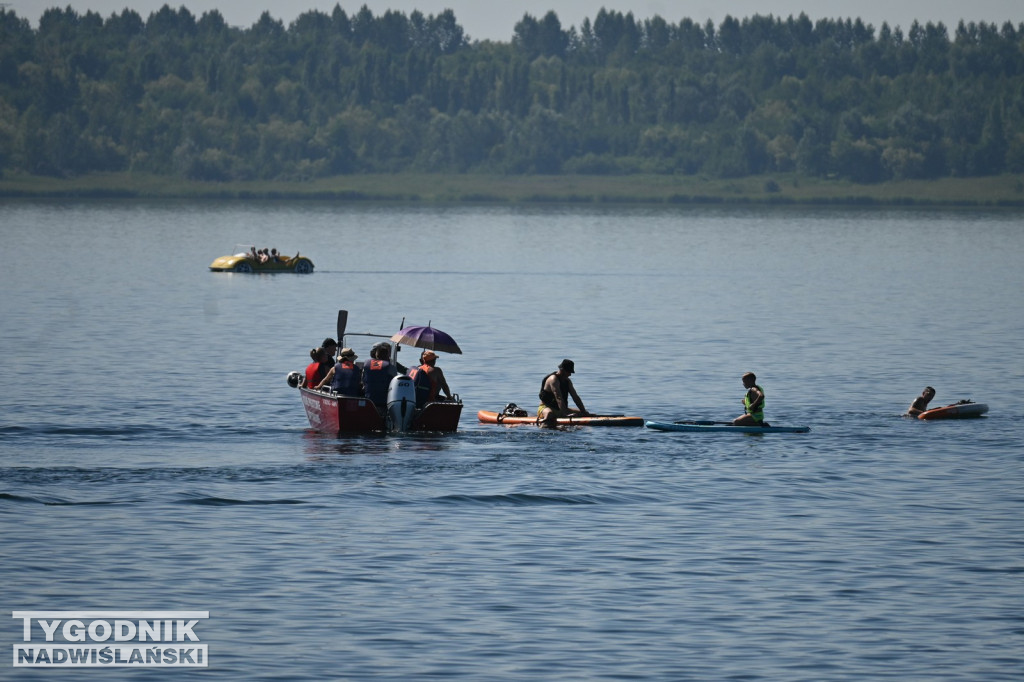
[478,410,644,427]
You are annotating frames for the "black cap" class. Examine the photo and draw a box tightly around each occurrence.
[322,337,338,347]
[558,359,575,374]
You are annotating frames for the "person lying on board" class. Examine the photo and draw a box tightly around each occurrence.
[905,386,936,417]
[732,372,766,426]
[538,359,590,426]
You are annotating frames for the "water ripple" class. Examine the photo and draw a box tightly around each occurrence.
[175,495,308,506]
[431,491,654,506]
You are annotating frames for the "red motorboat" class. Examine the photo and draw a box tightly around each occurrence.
[289,310,464,434]
[297,386,463,434]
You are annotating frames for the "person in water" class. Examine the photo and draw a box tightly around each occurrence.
[316,347,362,396]
[733,372,766,426]
[408,350,453,408]
[538,359,589,426]
[361,343,399,408]
[906,386,936,417]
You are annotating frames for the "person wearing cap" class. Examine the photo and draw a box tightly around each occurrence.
[409,350,453,408]
[303,338,337,389]
[361,343,400,408]
[732,372,766,426]
[316,347,362,396]
[538,359,589,426]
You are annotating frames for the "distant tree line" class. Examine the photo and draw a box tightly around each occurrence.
[0,5,1022,181]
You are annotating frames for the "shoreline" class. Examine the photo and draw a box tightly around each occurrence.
[2,172,1023,207]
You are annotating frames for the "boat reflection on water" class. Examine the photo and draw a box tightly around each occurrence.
[300,429,461,459]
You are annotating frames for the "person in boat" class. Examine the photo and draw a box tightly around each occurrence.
[248,246,258,260]
[361,342,399,409]
[732,372,766,426]
[303,347,324,388]
[906,386,936,417]
[538,359,589,426]
[408,350,453,408]
[315,347,362,395]
[320,337,338,366]
[303,338,337,389]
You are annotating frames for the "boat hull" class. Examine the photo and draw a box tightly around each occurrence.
[918,402,988,420]
[478,410,644,427]
[645,420,811,433]
[300,388,462,433]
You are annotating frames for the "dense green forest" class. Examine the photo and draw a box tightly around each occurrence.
[0,5,1022,182]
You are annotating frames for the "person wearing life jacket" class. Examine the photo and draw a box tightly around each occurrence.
[732,372,766,425]
[538,359,589,426]
[303,338,337,389]
[315,347,362,395]
[408,350,453,408]
[361,343,399,409]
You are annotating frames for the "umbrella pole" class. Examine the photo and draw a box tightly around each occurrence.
[395,316,405,365]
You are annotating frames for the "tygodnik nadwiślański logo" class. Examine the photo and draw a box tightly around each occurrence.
[13,611,208,667]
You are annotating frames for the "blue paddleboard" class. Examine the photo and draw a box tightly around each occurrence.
[645,420,810,434]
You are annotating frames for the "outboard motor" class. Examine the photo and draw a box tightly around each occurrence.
[386,374,417,432]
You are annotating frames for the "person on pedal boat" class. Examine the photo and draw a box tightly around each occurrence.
[538,359,590,426]
[905,386,936,417]
[732,372,766,426]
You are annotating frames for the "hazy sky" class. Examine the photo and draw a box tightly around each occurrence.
[9,0,1023,41]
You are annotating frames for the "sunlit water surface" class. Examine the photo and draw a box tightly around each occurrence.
[1,201,1021,680]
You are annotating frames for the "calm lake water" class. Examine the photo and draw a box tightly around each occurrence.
[1,201,1022,680]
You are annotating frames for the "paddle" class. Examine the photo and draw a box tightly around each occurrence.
[337,310,348,344]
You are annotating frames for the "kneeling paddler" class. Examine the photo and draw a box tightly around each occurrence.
[538,359,590,426]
